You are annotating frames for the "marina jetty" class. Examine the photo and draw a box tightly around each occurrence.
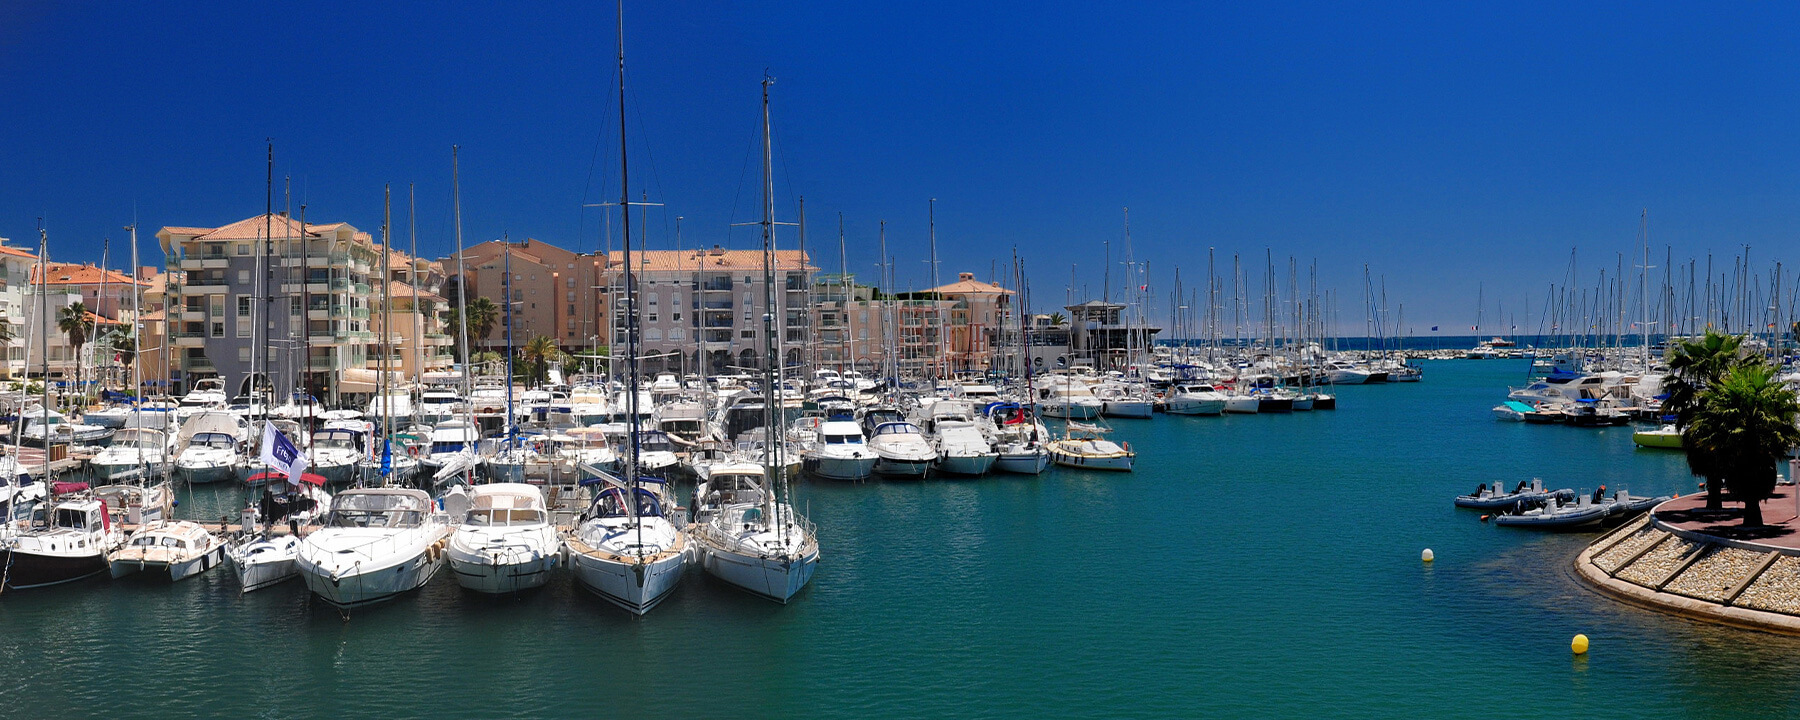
[1576,484,1800,634]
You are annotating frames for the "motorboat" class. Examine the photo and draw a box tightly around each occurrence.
[1047,422,1134,472]
[690,462,817,604]
[1254,387,1297,413]
[443,483,561,594]
[1493,492,1611,529]
[865,421,937,478]
[802,419,878,481]
[417,388,461,424]
[1566,399,1630,427]
[1035,377,1104,420]
[17,406,113,447]
[1163,384,1227,416]
[1632,424,1682,449]
[1492,400,1536,422]
[932,419,997,477]
[296,487,450,607]
[419,419,482,483]
[1223,388,1260,414]
[89,428,174,481]
[1095,382,1156,419]
[173,411,249,485]
[310,422,369,486]
[0,494,125,590]
[177,377,228,415]
[108,520,226,581]
[565,476,689,614]
[1453,479,1574,511]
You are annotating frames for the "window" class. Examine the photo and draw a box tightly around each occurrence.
[238,297,253,317]
[568,304,575,314]
[238,270,250,284]
[238,347,250,362]
[566,291,575,303]
[236,244,250,256]
[648,312,658,323]
[209,295,225,318]
[673,311,681,322]
[740,329,754,339]
[646,329,662,341]
[237,320,250,338]
[210,322,224,338]
[290,298,302,316]
[567,318,575,330]
[566,277,575,289]
[670,328,684,341]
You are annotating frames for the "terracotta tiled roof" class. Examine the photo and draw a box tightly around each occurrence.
[32,262,147,287]
[160,227,215,237]
[607,248,815,273]
[0,245,37,260]
[926,272,1014,296]
[382,280,446,303]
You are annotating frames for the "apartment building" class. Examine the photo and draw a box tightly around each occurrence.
[158,213,445,399]
[441,238,607,352]
[605,245,814,376]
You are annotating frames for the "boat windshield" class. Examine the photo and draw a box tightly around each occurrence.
[191,433,234,450]
[464,507,546,527]
[823,434,862,445]
[327,493,427,528]
[430,441,472,454]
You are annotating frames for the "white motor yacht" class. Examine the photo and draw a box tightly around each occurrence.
[444,483,560,594]
[984,403,1050,474]
[109,520,226,581]
[18,406,113,447]
[296,487,450,607]
[90,428,174,480]
[565,477,689,614]
[310,422,368,486]
[1036,377,1104,420]
[801,419,878,481]
[1163,383,1228,416]
[419,419,482,482]
[865,421,938,479]
[173,411,248,485]
[1095,382,1155,419]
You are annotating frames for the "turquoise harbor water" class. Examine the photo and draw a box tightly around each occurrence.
[4,359,1799,719]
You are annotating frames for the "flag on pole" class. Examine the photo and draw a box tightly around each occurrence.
[260,420,308,485]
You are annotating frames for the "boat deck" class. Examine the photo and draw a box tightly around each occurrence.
[1654,485,1800,550]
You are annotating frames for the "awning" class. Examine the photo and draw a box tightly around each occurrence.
[337,368,406,394]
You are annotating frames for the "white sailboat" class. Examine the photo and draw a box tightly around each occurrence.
[690,77,819,603]
[564,3,690,615]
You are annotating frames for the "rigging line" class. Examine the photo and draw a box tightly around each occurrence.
[580,67,623,251]
[726,106,759,249]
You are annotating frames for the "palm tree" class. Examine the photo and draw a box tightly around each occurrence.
[519,335,558,388]
[465,296,499,345]
[1048,312,1067,326]
[57,302,94,401]
[1684,362,1800,527]
[1665,331,1748,511]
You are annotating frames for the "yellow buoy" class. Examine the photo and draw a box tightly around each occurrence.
[1571,634,1589,654]
[1421,548,1435,562]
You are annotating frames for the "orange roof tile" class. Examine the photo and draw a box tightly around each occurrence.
[606,248,815,273]
[32,262,148,287]
[0,245,37,260]
[926,272,1014,296]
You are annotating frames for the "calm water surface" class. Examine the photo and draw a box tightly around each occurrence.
[3,360,1796,719]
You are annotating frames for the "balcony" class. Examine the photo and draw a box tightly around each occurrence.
[700,279,733,292]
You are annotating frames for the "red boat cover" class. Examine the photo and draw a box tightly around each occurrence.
[246,471,326,486]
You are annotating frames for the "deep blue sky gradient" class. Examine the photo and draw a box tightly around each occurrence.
[3,1,1798,333]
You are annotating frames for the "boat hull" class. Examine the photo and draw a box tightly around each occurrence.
[109,545,225,581]
[1223,396,1259,414]
[1633,431,1683,449]
[873,456,932,478]
[447,549,558,595]
[0,548,109,590]
[936,453,997,477]
[803,453,878,482]
[1163,398,1225,415]
[176,462,237,485]
[994,451,1050,474]
[698,543,817,604]
[568,550,685,614]
[298,550,443,607]
[1101,401,1155,419]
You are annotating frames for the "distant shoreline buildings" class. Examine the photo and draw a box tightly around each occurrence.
[0,217,1157,398]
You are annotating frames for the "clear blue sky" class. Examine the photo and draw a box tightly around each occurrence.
[3,1,1797,335]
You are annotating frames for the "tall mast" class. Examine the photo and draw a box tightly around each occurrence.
[36,222,50,512]
[617,0,643,530]
[382,186,394,455]
[98,237,109,392]
[1640,208,1650,369]
[126,220,144,475]
[838,213,850,375]
[758,75,784,529]
[410,183,421,413]
[452,147,472,401]
[502,236,515,450]
[927,200,942,379]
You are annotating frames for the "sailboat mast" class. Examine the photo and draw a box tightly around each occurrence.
[757,76,783,527]
[838,214,850,376]
[451,147,472,402]
[127,220,143,473]
[36,223,50,514]
[410,183,421,415]
[616,0,643,530]
[382,186,394,455]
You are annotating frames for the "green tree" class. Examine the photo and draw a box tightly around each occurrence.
[1664,331,1749,511]
[1683,362,1800,527]
[57,302,94,401]
[444,295,500,362]
[1048,312,1067,326]
[518,335,558,388]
